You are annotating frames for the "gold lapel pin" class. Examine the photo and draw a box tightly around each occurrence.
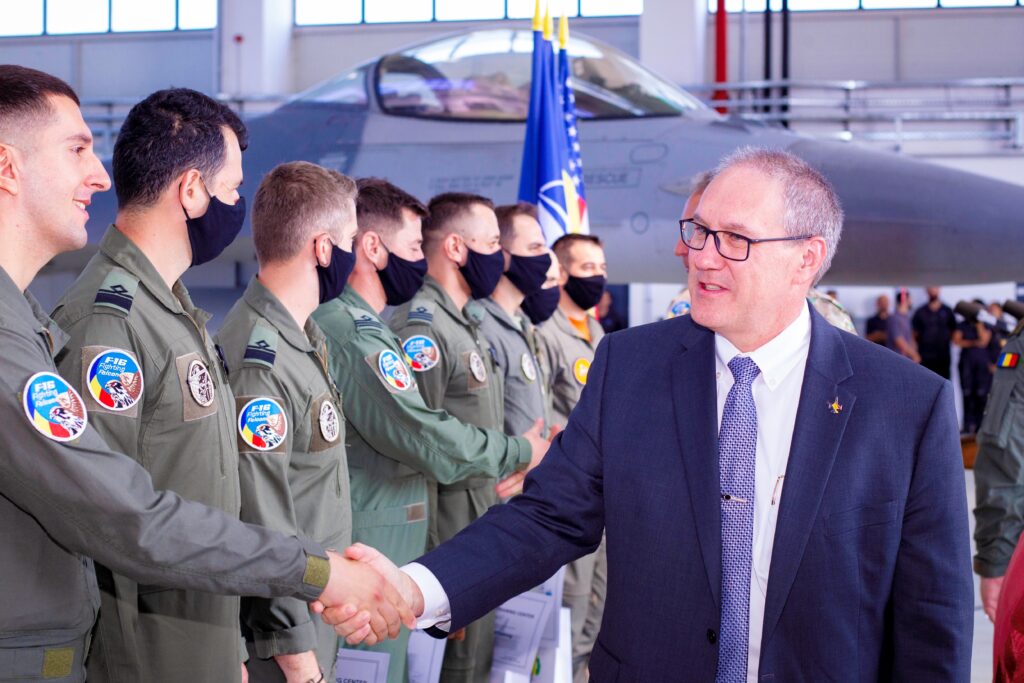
[828,397,843,414]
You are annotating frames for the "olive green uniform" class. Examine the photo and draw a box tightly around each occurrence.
[0,263,330,683]
[974,321,1024,578]
[314,286,530,683]
[535,307,606,682]
[477,297,550,436]
[390,277,508,683]
[216,278,352,681]
[52,226,244,683]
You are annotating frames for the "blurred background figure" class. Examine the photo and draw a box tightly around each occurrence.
[597,290,626,334]
[953,298,993,434]
[866,295,891,345]
[888,289,921,363]
[913,286,956,379]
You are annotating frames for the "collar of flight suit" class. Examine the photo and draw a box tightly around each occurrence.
[0,265,70,358]
[338,285,382,323]
[99,224,210,327]
[550,305,599,348]
[420,275,483,331]
[479,296,528,336]
[242,276,323,354]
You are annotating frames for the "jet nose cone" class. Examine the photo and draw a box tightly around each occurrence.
[787,138,1024,285]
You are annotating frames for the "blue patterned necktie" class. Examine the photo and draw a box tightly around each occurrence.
[716,356,761,683]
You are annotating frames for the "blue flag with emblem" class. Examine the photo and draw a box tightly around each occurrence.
[517,2,586,242]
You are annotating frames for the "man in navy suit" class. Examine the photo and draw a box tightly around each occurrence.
[325,147,973,681]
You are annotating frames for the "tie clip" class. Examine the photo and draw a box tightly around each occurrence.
[721,493,748,503]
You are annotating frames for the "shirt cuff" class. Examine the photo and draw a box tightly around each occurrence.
[295,539,330,601]
[511,436,532,473]
[402,562,452,632]
[250,619,318,659]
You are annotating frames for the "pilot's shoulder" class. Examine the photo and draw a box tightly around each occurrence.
[392,298,436,329]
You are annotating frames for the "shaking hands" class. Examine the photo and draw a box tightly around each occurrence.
[312,545,424,644]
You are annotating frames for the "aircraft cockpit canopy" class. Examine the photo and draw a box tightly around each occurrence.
[369,29,710,121]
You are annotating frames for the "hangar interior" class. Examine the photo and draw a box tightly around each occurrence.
[3,2,1023,680]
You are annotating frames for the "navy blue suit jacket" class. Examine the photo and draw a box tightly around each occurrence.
[418,306,973,682]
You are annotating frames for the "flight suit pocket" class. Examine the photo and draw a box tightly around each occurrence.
[825,500,897,536]
[175,352,218,422]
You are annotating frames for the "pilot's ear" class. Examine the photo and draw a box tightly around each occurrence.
[444,233,464,264]
[0,144,19,197]
[178,169,206,215]
[314,232,334,267]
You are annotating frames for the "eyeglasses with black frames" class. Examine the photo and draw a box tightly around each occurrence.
[678,219,814,262]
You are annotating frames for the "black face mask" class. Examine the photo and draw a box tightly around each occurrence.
[505,252,552,296]
[378,248,428,306]
[521,285,561,325]
[316,243,356,304]
[565,275,607,311]
[183,180,246,266]
[459,246,505,300]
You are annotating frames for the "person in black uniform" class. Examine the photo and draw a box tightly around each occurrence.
[954,299,994,434]
[913,286,956,379]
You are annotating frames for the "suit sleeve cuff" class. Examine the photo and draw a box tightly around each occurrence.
[295,539,330,601]
[402,562,452,632]
[250,619,319,659]
[511,436,532,473]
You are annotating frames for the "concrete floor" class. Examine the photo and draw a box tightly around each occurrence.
[966,469,994,683]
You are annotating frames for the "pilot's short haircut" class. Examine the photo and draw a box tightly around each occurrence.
[355,177,427,238]
[113,88,248,210]
[251,161,356,266]
[0,65,79,143]
[495,202,539,247]
[552,233,603,269]
[715,146,843,285]
[422,192,495,250]
[690,170,715,197]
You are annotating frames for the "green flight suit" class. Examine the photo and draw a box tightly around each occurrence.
[52,226,244,683]
[974,322,1024,578]
[477,297,549,437]
[313,286,530,683]
[390,277,507,683]
[0,267,330,683]
[216,278,351,681]
[535,307,606,683]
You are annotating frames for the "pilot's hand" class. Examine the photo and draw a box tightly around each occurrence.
[981,575,1004,622]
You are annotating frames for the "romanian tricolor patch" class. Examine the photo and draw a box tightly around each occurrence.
[998,352,1020,369]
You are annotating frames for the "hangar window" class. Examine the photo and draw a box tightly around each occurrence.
[709,0,1019,9]
[0,0,216,36]
[294,0,642,25]
[375,29,707,120]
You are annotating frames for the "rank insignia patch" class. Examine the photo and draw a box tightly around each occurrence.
[403,335,441,372]
[238,397,287,451]
[87,349,143,411]
[23,372,88,442]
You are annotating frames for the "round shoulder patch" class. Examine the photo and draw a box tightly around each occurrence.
[23,372,88,442]
[238,397,287,451]
[521,352,538,383]
[187,359,215,407]
[573,357,592,386]
[319,400,340,443]
[669,300,691,318]
[468,351,488,383]
[87,349,143,411]
[379,350,413,391]
[403,335,441,372]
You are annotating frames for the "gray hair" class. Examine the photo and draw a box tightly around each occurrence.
[690,170,716,197]
[715,146,843,284]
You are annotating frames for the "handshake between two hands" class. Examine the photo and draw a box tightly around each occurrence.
[311,544,425,646]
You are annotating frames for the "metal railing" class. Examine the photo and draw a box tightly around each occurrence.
[686,77,1024,152]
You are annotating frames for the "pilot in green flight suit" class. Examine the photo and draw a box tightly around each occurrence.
[389,193,516,683]
[314,179,547,683]
[216,163,358,683]
[52,89,253,683]
[974,312,1024,621]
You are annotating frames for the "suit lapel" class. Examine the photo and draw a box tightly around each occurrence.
[760,310,855,648]
[671,320,721,606]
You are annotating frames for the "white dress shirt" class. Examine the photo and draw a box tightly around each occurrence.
[404,305,813,683]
